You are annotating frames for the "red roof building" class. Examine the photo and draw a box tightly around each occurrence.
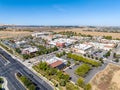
[56,42,65,48]
[50,60,63,68]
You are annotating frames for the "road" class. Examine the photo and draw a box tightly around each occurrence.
[0,48,53,90]
[84,63,108,83]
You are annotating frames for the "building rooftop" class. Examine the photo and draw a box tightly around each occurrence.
[50,60,63,68]
[45,57,66,64]
[74,44,93,51]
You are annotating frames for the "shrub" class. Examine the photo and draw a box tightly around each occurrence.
[77,77,85,88]
[75,64,91,77]
[67,53,101,67]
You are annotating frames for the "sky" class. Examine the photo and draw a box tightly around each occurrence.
[0,0,120,26]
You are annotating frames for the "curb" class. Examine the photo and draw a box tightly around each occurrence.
[15,74,27,90]
[1,77,9,90]
[0,46,55,90]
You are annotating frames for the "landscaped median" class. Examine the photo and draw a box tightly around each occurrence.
[0,41,23,60]
[0,77,4,90]
[75,64,91,77]
[67,53,101,67]
[16,72,37,90]
[0,42,13,54]
[1,77,9,90]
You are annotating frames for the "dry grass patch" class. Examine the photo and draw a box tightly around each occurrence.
[90,64,120,90]
[52,28,120,39]
[0,31,33,39]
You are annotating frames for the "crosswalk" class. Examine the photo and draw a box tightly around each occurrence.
[0,62,18,76]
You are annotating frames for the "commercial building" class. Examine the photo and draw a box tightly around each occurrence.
[48,38,77,47]
[22,47,38,54]
[100,39,120,44]
[72,43,93,54]
[15,40,26,47]
[43,57,67,70]
[88,42,115,51]
[31,32,52,38]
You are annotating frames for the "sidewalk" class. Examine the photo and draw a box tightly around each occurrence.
[0,46,55,90]
[29,67,55,89]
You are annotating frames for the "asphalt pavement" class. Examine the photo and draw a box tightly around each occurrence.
[0,48,53,90]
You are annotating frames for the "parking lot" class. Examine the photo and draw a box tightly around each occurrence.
[65,62,108,83]
[87,49,108,59]
[64,63,82,83]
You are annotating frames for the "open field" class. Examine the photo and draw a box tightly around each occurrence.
[90,63,120,90]
[52,28,120,39]
[0,31,33,39]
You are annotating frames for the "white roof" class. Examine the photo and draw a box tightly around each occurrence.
[43,57,66,64]
[74,44,93,51]
[49,38,77,45]
[23,47,38,53]
[16,40,26,45]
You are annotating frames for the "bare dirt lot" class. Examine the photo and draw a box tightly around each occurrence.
[52,28,120,39]
[0,31,33,39]
[90,64,120,90]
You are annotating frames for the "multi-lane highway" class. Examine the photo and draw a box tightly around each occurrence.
[0,48,53,90]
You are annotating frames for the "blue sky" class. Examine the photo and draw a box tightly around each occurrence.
[0,0,120,26]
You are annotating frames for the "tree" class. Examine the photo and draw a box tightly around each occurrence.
[67,53,101,67]
[91,56,94,59]
[46,68,57,75]
[105,51,111,58]
[0,78,3,83]
[38,61,49,71]
[23,54,29,59]
[88,55,90,58]
[57,71,70,81]
[103,36,112,40]
[75,64,91,77]
[63,74,70,81]
[67,60,71,67]
[28,84,36,90]
[29,53,35,58]
[99,58,104,63]
[66,83,79,90]
[59,79,66,86]
[56,53,61,57]
[77,77,85,88]
[95,57,98,60]
[114,58,119,62]
[56,51,66,58]
[20,76,32,87]
[63,51,66,55]
[53,46,58,51]
[84,54,86,57]
[15,48,21,53]
[113,53,116,58]
[84,83,92,90]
